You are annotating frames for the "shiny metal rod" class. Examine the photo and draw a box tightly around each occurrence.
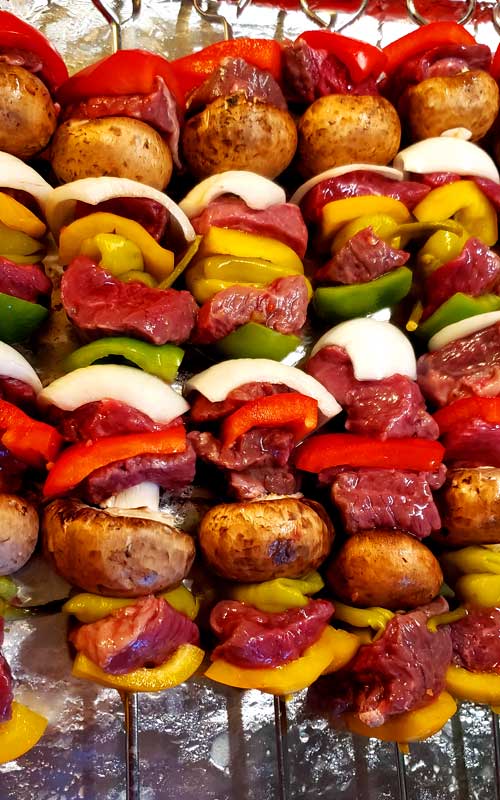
[274,696,290,800]
[493,710,500,800]
[395,742,409,800]
[123,692,141,800]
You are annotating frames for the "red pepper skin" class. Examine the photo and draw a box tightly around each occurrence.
[492,43,500,82]
[43,425,187,498]
[434,396,500,434]
[297,31,386,83]
[295,434,444,473]
[0,10,68,93]
[171,38,283,97]
[57,50,185,110]
[0,399,62,467]
[383,21,476,76]
[220,393,318,449]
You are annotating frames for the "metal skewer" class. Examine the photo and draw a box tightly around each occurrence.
[123,692,141,800]
[274,696,290,800]
[192,0,234,39]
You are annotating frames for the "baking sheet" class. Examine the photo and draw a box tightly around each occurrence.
[1,1,500,798]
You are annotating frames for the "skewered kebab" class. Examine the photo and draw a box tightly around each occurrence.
[180,171,310,359]
[51,51,185,189]
[0,11,67,159]
[281,30,401,176]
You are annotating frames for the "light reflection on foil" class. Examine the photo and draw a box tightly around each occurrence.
[0,1,499,798]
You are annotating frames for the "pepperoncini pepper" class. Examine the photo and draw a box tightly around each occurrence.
[343,692,457,743]
[441,545,500,578]
[331,213,400,254]
[73,644,205,692]
[229,572,324,613]
[417,228,469,277]
[158,236,202,290]
[426,607,467,633]
[415,293,500,341]
[0,223,44,261]
[58,213,175,280]
[332,600,394,636]
[0,702,48,764]
[63,337,184,383]
[196,254,303,282]
[80,233,144,276]
[455,574,500,608]
[205,626,346,695]
[413,181,498,247]
[314,267,412,321]
[63,585,199,624]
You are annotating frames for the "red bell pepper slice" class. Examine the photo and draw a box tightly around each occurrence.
[0,399,62,467]
[383,21,476,77]
[492,43,500,83]
[434,396,500,434]
[295,434,444,473]
[297,31,386,83]
[220,393,318,449]
[0,10,68,94]
[43,425,186,498]
[57,50,185,110]
[171,38,283,97]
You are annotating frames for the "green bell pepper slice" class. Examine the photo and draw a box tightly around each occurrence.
[0,292,48,343]
[216,322,301,361]
[314,267,412,321]
[63,337,184,382]
[416,293,500,340]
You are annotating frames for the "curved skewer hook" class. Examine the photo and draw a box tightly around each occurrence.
[299,0,336,29]
[91,0,123,51]
[335,0,369,32]
[406,0,476,26]
[192,0,234,39]
[493,0,500,34]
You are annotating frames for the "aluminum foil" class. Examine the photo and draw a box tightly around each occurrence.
[1,1,500,798]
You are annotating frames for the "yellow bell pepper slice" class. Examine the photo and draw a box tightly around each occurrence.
[333,601,394,635]
[63,586,200,624]
[0,701,48,763]
[229,572,324,613]
[205,626,345,695]
[59,213,174,281]
[198,227,303,272]
[198,254,303,282]
[413,181,498,247]
[72,644,204,692]
[344,692,456,743]
[446,665,500,705]
[321,197,411,241]
[455,574,500,608]
[331,213,400,254]
[0,192,46,239]
[321,629,362,674]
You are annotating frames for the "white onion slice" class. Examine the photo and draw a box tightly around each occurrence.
[0,342,42,393]
[0,152,52,211]
[185,359,341,419]
[45,176,196,242]
[179,171,286,218]
[38,365,189,422]
[290,164,404,206]
[310,319,417,381]
[429,311,500,351]
[393,138,499,182]
[102,482,160,512]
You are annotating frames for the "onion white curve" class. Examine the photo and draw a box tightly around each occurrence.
[429,311,500,351]
[179,171,286,218]
[0,342,42,393]
[393,138,499,182]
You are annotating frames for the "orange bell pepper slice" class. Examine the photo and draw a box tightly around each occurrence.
[0,399,62,467]
[221,393,318,449]
[43,425,186,498]
[205,626,346,695]
[446,665,500,706]
[72,644,204,692]
[0,701,48,763]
